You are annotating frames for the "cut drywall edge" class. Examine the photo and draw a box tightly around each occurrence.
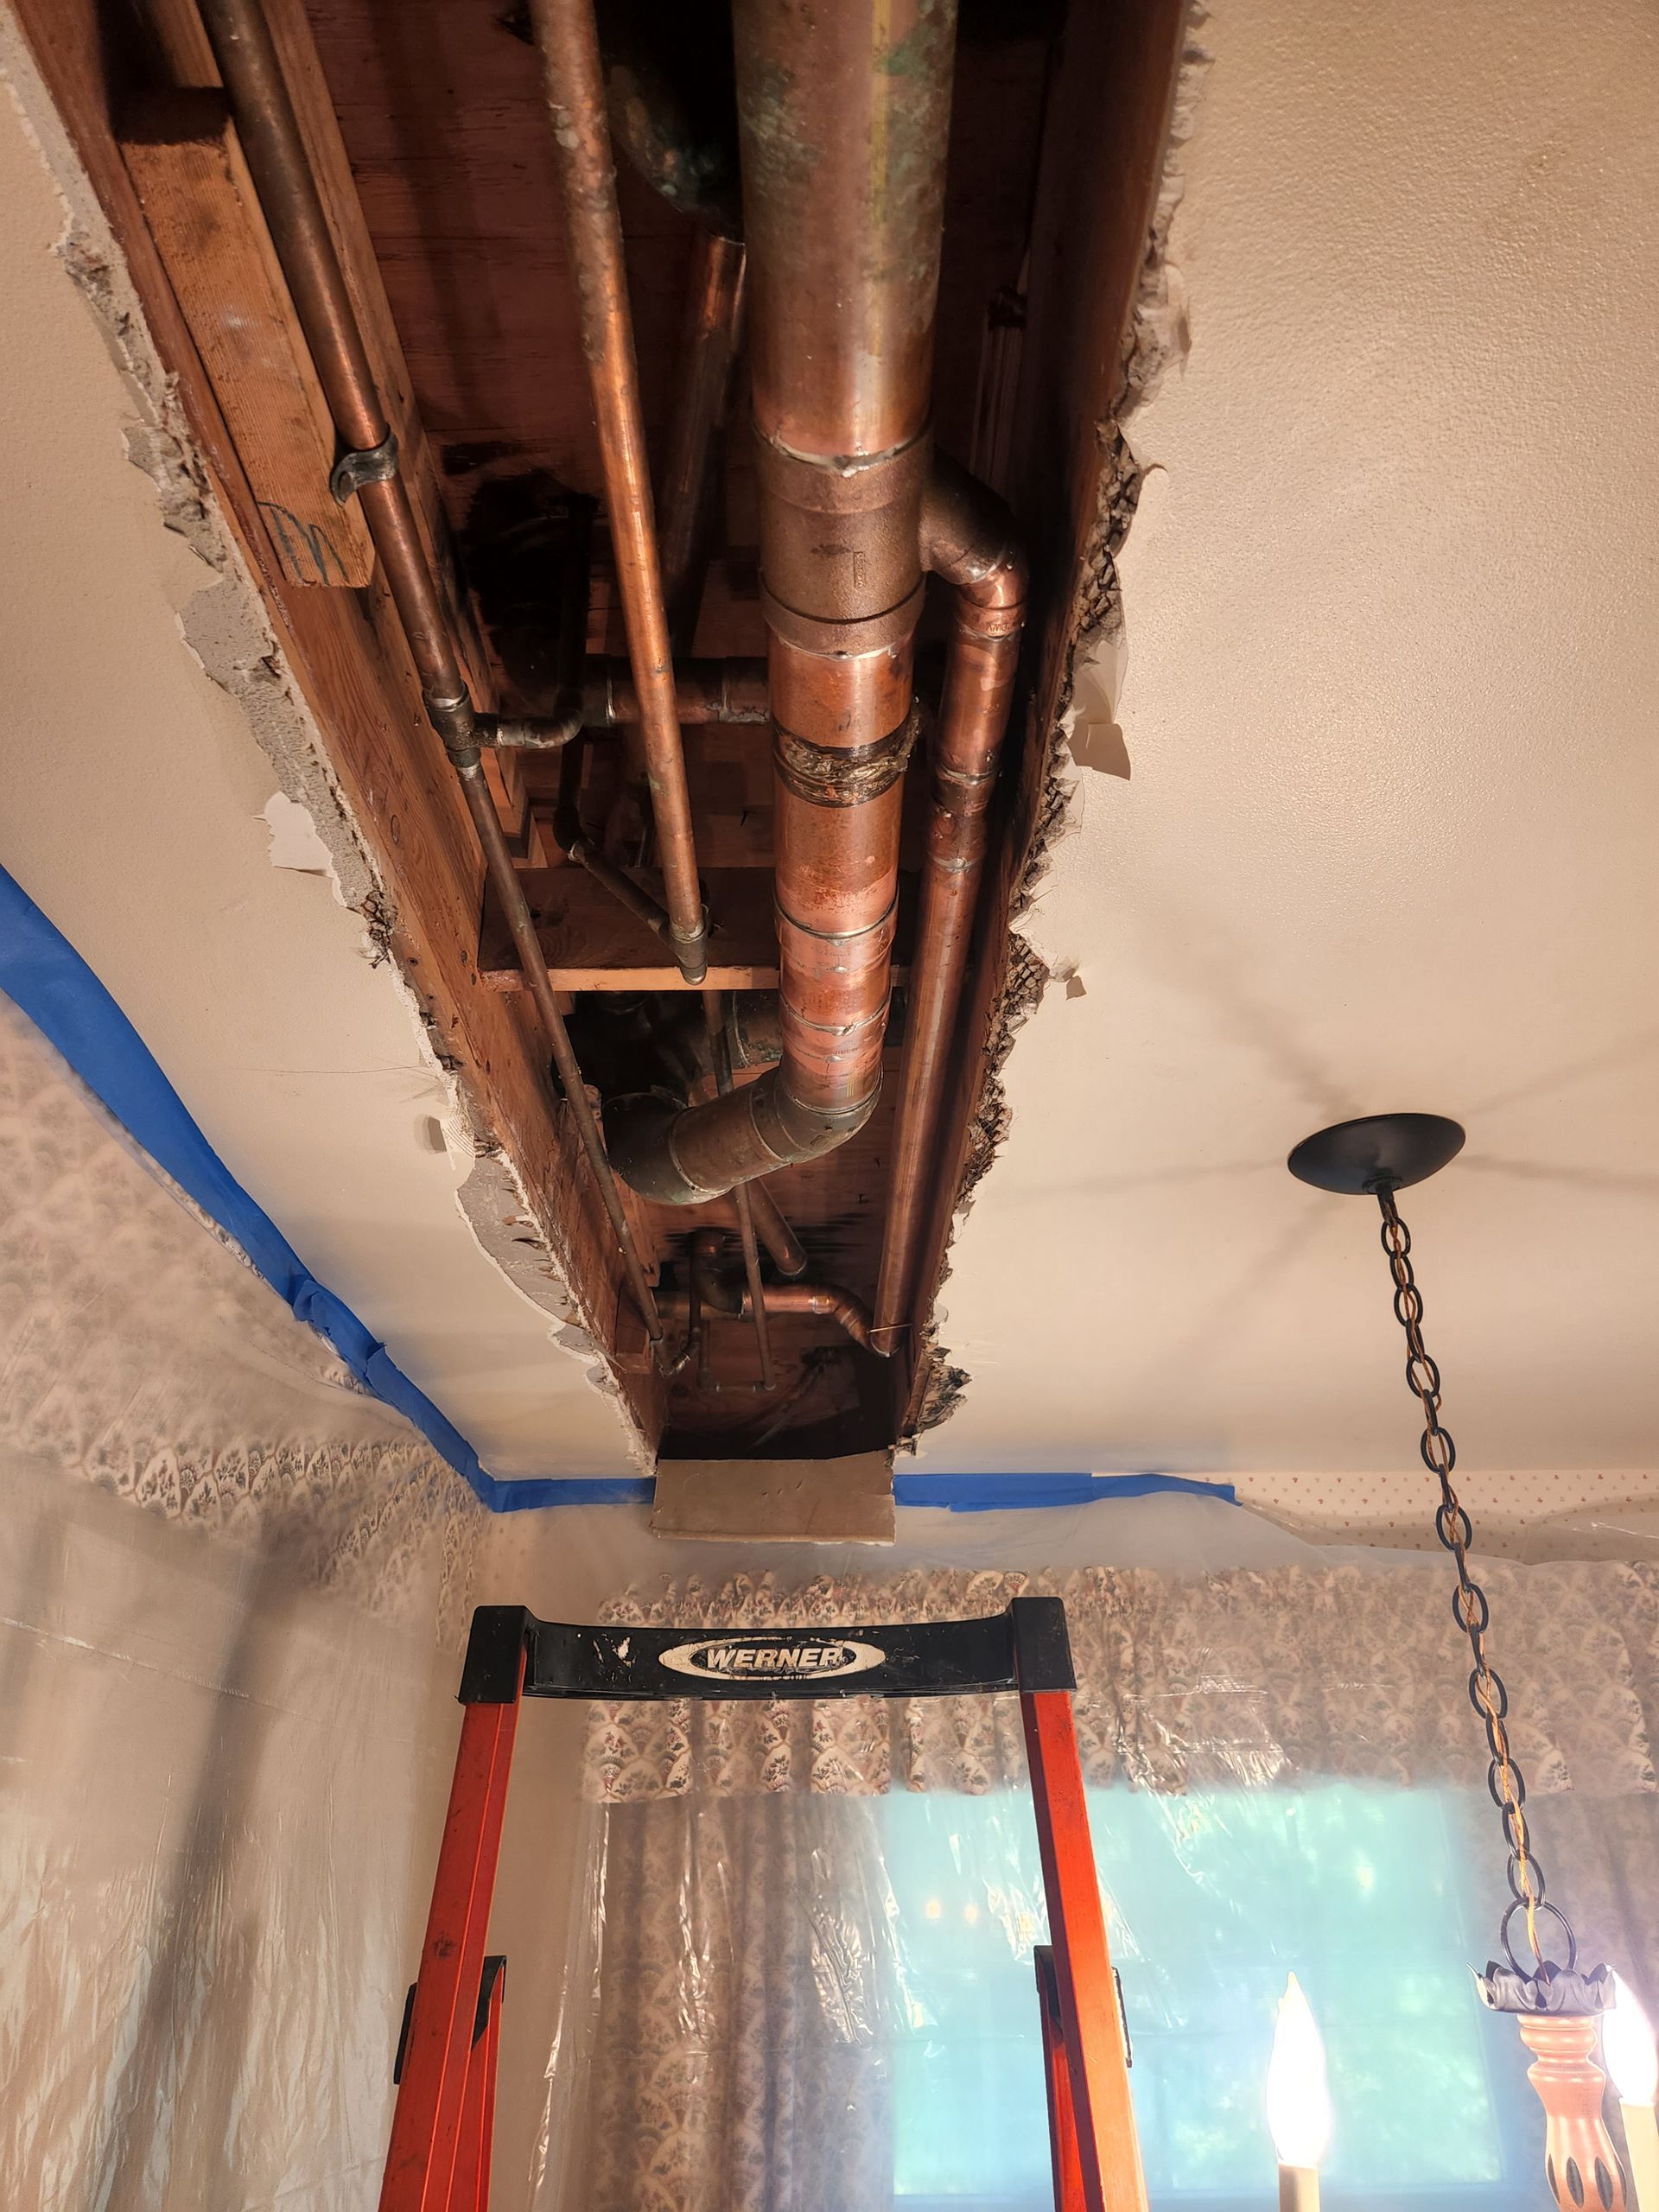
[909,3,1212,1444]
[0,26,650,1465]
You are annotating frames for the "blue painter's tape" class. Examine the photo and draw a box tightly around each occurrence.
[892,1471,1236,1513]
[0,868,1239,1522]
[0,864,597,1512]
[485,1476,657,1510]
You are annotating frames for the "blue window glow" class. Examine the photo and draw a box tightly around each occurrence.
[884,1784,1541,2211]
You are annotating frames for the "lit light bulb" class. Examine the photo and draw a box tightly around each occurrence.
[1606,1974,1659,2107]
[1268,1974,1332,2171]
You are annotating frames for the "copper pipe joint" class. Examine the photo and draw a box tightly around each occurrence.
[604,0,954,1204]
[658,1279,878,1352]
[874,455,1028,1344]
[532,0,709,983]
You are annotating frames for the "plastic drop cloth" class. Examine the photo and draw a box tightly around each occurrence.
[490,1510,1659,2212]
[0,996,485,2207]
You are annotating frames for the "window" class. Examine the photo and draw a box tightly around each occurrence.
[884,1783,1541,2212]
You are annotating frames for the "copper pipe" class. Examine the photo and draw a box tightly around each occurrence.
[690,1229,720,1392]
[196,0,469,751]
[198,0,665,1357]
[606,0,957,1204]
[456,770,668,1354]
[601,232,747,864]
[680,1236,702,1381]
[658,232,748,650]
[483,659,770,748]
[658,1279,878,1353]
[563,836,673,940]
[531,0,709,985]
[874,456,1027,1344]
[703,993,774,1390]
[586,657,769,728]
[745,1179,807,1279]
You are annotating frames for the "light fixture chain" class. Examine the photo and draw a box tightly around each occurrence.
[1375,1185,1563,1975]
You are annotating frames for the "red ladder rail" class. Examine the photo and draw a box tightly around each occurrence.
[378,1678,521,2211]
[1021,1690,1147,2212]
[1036,1945,1088,2212]
[376,1599,1148,2212]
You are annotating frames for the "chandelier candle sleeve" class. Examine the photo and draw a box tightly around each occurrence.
[1606,1977,1659,2212]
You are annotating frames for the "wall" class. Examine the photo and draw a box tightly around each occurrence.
[0,995,486,2205]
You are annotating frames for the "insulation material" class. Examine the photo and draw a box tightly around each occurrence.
[0,995,486,2205]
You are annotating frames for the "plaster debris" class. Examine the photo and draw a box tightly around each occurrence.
[908,3,1212,1444]
[262,791,338,880]
[1,27,651,1468]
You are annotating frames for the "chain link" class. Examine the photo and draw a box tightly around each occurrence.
[1376,1185,1570,1976]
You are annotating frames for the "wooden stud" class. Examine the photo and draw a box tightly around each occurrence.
[120,88,377,588]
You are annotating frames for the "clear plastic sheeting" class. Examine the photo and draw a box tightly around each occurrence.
[0,1452,466,2208]
[0,998,484,2206]
[518,1550,1659,2212]
[534,1776,1659,2212]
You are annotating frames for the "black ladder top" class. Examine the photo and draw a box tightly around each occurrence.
[459,1598,1077,1705]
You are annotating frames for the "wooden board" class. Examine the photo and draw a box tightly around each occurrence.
[119,88,377,588]
[480,865,918,995]
[651,1451,895,1545]
[8,0,663,1448]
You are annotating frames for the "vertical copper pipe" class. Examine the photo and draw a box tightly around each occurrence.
[198,0,665,1355]
[654,226,774,1388]
[658,231,747,650]
[690,1229,719,1394]
[874,458,1027,1345]
[531,0,709,985]
[702,989,774,1389]
[601,232,746,867]
[746,1180,808,1279]
[604,0,959,1203]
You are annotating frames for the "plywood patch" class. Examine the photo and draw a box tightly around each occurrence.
[651,1452,896,1544]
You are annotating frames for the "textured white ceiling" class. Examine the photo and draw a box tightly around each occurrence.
[6,2,1657,1494]
[918,0,1659,1477]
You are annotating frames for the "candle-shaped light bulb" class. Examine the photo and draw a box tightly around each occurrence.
[1605,1975,1659,2212]
[1268,1974,1332,2171]
[1607,1976,1659,2108]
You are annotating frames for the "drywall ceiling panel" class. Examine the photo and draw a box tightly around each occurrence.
[918,0,1659,1476]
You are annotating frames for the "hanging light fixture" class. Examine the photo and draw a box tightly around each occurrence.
[1287,1113,1621,2212]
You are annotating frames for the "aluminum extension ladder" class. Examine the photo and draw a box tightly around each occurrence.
[376,1599,1147,2212]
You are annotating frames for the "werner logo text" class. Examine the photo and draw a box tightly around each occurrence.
[658,1637,887,1681]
